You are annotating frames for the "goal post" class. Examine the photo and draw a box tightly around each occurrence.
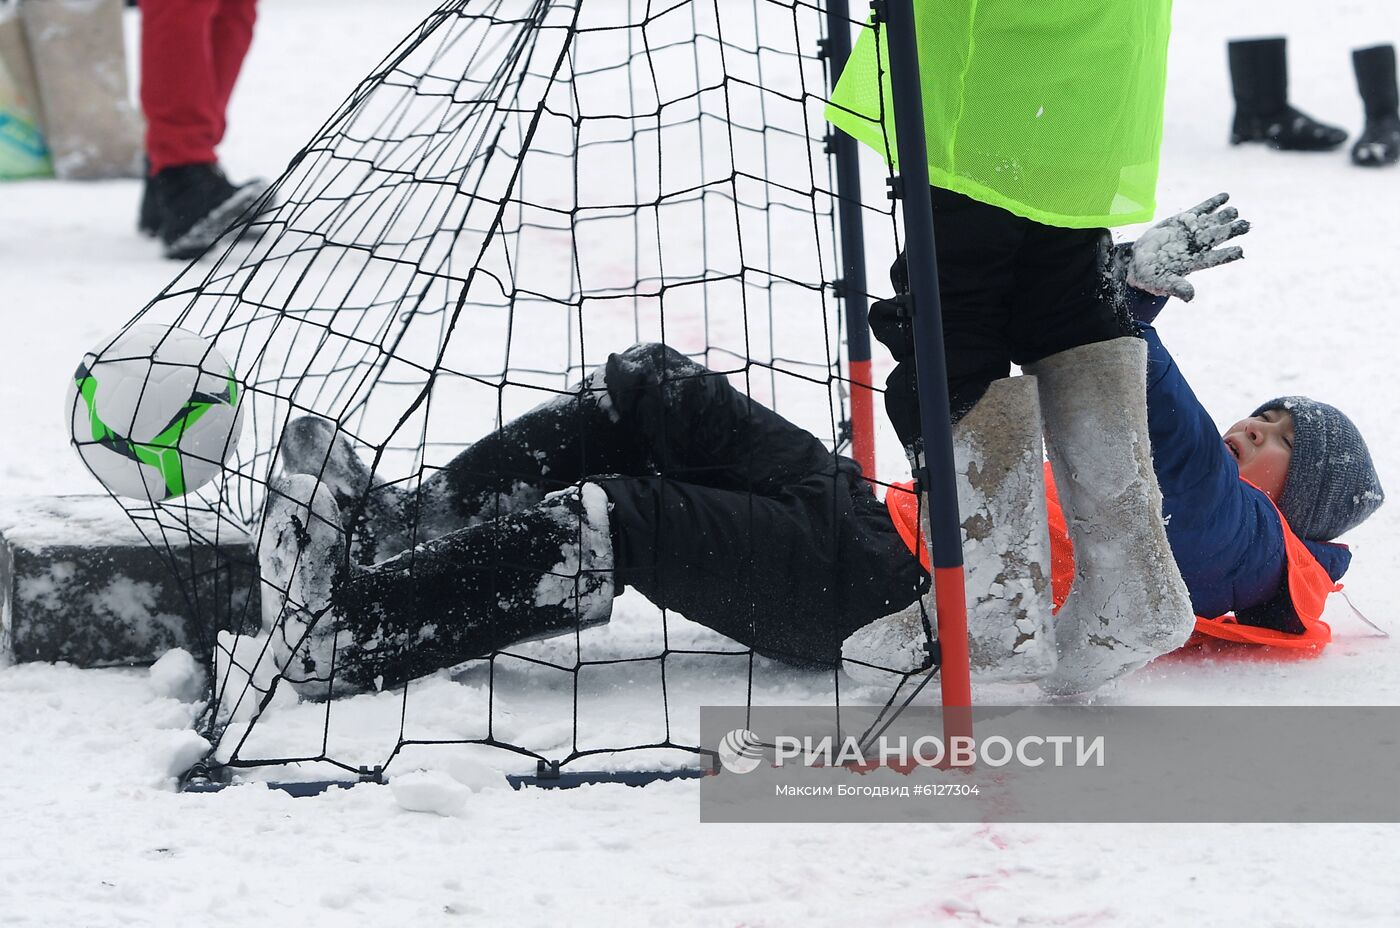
[875,0,974,744]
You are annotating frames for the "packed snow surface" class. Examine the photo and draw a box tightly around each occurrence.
[2,1,1399,925]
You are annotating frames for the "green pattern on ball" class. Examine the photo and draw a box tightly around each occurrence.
[73,364,239,499]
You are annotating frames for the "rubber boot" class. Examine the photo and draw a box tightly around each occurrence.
[842,376,1056,683]
[1229,38,1348,151]
[259,475,614,700]
[1024,338,1194,696]
[1352,45,1400,167]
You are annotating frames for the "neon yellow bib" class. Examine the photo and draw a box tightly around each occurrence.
[828,0,1172,229]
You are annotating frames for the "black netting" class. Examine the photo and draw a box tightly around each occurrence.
[107,0,927,785]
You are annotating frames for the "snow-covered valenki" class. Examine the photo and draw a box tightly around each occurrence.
[258,473,613,699]
[950,376,1057,681]
[1028,337,1195,696]
[258,474,354,695]
[843,375,1057,683]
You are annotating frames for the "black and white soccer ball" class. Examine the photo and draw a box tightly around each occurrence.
[66,324,244,501]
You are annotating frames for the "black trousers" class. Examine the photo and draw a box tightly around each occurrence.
[595,345,926,666]
[871,187,1132,447]
[329,344,927,688]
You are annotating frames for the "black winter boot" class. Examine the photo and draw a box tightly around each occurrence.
[152,162,268,260]
[1352,44,1400,167]
[1228,38,1348,151]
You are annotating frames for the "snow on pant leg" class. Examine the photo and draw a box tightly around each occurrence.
[324,485,614,693]
[209,0,257,145]
[601,471,925,667]
[142,0,223,172]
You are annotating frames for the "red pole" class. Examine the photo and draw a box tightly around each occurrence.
[848,358,877,479]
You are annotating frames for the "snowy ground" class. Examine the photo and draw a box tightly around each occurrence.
[3,1,1400,925]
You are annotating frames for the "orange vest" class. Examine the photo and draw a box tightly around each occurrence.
[885,462,1339,656]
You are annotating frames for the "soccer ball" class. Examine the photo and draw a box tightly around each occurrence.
[66,324,245,501]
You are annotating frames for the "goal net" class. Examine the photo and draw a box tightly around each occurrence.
[117,0,919,786]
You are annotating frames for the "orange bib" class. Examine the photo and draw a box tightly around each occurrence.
[885,463,1339,655]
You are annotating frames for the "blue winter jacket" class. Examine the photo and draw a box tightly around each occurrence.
[1132,293,1351,630]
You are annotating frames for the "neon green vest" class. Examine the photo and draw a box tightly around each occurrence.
[828,0,1172,229]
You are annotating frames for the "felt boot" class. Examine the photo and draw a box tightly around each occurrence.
[18,0,143,178]
[1229,38,1348,151]
[1351,45,1400,167]
[843,376,1056,683]
[1025,338,1194,696]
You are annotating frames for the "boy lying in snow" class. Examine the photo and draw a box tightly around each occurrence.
[258,200,1384,701]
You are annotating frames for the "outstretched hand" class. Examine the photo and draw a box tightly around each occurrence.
[1126,193,1250,302]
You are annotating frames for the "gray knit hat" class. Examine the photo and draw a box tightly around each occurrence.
[1250,396,1385,541]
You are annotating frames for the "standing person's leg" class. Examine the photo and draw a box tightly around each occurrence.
[869,187,1021,450]
[210,0,258,147]
[1227,38,1348,152]
[141,0,222,174]
[1009,225,1129,364]
[1352,44,1400,167]
[1010,224,1193,694]
[140,0,268,258]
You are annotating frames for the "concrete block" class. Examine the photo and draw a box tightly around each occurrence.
[0,496,259,667]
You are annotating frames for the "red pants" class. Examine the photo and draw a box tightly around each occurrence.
[140,0,258,174]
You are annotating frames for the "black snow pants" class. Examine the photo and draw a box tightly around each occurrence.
[594,345,927,666]
[872,187,1134,447]
[329,344,927,689]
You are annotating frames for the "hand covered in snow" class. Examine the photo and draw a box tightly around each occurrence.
[1124,193,1250,302]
